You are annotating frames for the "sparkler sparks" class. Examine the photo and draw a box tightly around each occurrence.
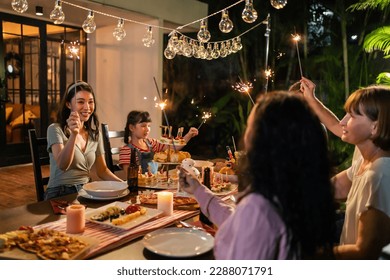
[197,111,212,130]
[292,33,303,77]
[232,77,255,104]
[68,41,80,59]
[155,99,167,110]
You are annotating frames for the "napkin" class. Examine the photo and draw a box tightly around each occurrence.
[50,199,70,215]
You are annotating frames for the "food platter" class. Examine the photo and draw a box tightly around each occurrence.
[85,201,163,230]
[211,183,238,196]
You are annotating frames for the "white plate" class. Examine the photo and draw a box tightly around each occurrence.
[157,140,186,149]
[78,189,129,201]
[211,184,238,196]
[83,181,128,198]
[143,228,214,257]
[85,201,163,230]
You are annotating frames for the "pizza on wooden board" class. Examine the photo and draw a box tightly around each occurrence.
[139,193,197,206]
[0,227,88,260]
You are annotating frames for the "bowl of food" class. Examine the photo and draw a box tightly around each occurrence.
[193,160,214,169]
[83,181,128,198]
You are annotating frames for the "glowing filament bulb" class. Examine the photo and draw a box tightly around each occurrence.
[11,0,28,13]
[219,10,233,33]
[242,0,258,23]
[197,19,211,43]
[270,0,288,9]
[142,26,155,47]
[113,18,126,41]
[50,0,65,24]
[82,10,96,34]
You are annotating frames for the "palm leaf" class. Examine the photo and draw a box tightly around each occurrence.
[348,0,390,11]
[363,26,390,55]
[376,72,390,85]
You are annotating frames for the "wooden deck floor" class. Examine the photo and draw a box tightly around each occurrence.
[0,164,49,210]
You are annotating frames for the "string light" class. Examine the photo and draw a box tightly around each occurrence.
[270,0,288,9]
[142,26,155,47]
[242,0,258,23]
[11,0,28,13]
[113,18,126,41]
[25,0,287,60]
[219,10,234,33]
[50,0,65,25]
[82,10,96,34]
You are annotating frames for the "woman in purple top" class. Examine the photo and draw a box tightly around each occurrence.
[179,91,336,259]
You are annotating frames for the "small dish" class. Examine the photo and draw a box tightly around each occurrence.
[83,181,127,198]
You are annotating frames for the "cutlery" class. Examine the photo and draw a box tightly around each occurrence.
[176,220,205,231]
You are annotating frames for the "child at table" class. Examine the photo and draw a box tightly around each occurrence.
[119,110,198,176]
[179,91,336,259]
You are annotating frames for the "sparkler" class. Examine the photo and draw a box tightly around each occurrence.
[68,41,80,94]
[197,111,212,130]
[153,77,176,151]
[232,76,255,105]
[292,33,303,77]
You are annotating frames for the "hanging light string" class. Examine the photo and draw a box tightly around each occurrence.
[176,0,244,31]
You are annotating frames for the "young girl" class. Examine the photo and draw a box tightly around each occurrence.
[119,110,198,176]
[46,81,122,200]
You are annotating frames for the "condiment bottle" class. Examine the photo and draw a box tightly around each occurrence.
[200,167,213,226]
[127,148,139,194]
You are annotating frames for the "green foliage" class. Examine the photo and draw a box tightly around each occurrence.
[376,72,390,84]
[347,0,390,11]
[363,26,390,57]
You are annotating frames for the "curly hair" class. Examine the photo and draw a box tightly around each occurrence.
[57,81,100,141]
[240,91,335,259]
[123,111,152,144]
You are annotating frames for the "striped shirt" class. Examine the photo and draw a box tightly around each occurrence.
[119,138,166,166]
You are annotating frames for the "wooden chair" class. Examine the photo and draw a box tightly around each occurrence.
[28,129,50,201]
[101,123,124,173]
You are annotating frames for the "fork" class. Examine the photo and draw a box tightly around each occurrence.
[176,220,205,231]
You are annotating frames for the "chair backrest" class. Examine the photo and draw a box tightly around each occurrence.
[101,123,124,173]
[28,129,50,201]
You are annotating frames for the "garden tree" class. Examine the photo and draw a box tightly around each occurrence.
[348,0,390,85]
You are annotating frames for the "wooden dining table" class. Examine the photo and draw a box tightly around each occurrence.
[0,191,215,260]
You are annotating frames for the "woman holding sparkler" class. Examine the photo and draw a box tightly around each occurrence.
[119,110,198,176]
[45,81,122,200]
[179,91,336,259]
[300,77,390,259]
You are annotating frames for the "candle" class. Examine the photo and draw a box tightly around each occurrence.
[157,191,173,216]
[66,204,85,234]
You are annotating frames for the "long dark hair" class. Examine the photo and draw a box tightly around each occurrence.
[240,91,335,259]
[123,111,152,144]
[57,81,99,141]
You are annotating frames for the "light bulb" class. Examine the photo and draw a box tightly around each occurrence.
[270,0,288,9]
[164,46,176,59]
[242,0,258,23]
[11,0,28,13]
[206,44,213,60]
[182,38,192,57]
[232,37,243,52]
[113,18,126,41]
[197,44,207,59]
[211,43,220,59]
[219,10,234,33]
[142,26,155,47]
[197,19,211,43]
[219,42,228,58]
[50,0,65,25]
[82,11,96,34]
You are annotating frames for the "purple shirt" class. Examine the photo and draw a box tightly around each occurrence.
[193,186,289,259]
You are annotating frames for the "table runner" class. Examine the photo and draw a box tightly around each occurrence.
[33,209,198,259]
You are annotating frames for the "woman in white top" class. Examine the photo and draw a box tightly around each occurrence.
[300,78,390,259]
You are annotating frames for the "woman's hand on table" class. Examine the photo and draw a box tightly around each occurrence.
[178,167,202,194]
